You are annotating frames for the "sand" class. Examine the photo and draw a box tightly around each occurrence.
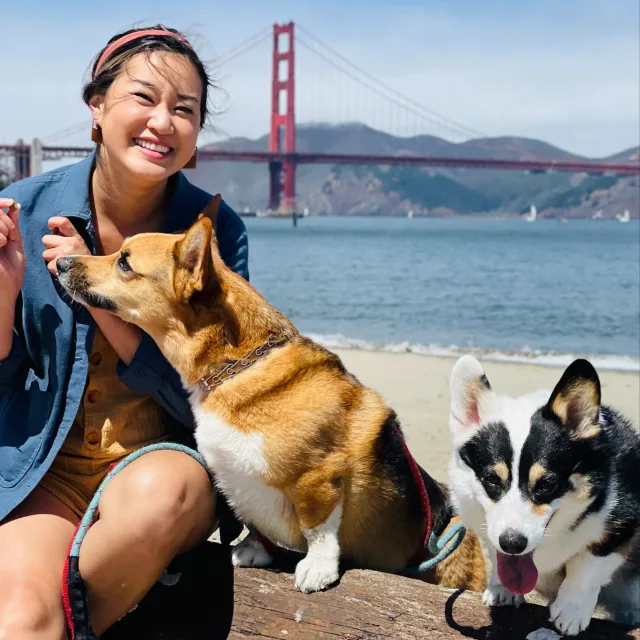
[333,349,640,483]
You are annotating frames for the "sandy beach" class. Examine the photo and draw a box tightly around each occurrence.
[333,349,640,483]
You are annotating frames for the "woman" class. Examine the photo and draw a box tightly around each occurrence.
[0,26,248,638]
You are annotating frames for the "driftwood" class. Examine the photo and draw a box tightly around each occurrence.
[104,541,640,640]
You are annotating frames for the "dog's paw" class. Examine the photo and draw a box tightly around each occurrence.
[549,591,597,636]
[295,555,339,593]
[482,583,525,608]
[231,537,274,568]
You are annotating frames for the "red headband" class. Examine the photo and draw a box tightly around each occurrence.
[94,29,192,77]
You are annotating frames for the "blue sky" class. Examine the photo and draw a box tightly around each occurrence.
[3,0,639,156]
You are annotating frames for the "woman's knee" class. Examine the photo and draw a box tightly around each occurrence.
[0,581,66,639]
[101,451,216,546]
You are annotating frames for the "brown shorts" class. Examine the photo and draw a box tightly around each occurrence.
[40,418,179,519]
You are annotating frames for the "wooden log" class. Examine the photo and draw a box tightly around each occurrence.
[105,542,639,640]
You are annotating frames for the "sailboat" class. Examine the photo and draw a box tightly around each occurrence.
[523,205,537,222]
[615,209,630,223]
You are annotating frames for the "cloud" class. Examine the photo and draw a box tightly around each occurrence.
[2,0,638,157]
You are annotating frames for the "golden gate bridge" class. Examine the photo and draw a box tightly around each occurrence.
[1,22,639,212]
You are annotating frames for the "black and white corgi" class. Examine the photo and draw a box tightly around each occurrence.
[447,356,640,636]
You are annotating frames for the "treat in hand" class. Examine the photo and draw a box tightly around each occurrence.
[0,199,25,306]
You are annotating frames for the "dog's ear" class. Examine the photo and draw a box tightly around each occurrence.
[197,194,222,243]
[547,359,601,439]
[174,216,213,302]
[449,355,494,439]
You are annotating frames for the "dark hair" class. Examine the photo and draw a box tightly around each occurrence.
[82,25,212,129]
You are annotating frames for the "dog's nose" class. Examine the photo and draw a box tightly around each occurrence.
[56,257,74,274]
[499,529,528,554]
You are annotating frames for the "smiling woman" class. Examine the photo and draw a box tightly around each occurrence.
[83,26,211,181]
[0,24,249,640]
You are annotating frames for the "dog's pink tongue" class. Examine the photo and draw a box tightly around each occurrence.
[496,551,538,595]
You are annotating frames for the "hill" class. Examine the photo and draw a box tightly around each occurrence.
[187,124,639,218]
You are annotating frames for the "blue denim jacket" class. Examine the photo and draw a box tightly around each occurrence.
[0,152,249,521]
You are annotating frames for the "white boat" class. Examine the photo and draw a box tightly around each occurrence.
[523,205,537,222]
[615,209,630,223]
[407,209,414,219]
[591,210,603,220]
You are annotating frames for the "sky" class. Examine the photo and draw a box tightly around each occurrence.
[3,0,639,157]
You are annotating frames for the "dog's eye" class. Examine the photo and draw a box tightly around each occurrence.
[117,254,132,273]
[534,475,558,501]
[483,471,502,488]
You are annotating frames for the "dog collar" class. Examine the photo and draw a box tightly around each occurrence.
[197,336,288,393]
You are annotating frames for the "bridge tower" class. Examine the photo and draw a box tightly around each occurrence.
[268,21,296,213]
[14,139,31,182]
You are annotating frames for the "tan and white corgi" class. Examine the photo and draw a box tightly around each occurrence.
[56,197,486,594]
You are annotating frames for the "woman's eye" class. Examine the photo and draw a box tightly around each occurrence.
[176,105,194,114]
[117,255,132,272]
[134,92,153,102]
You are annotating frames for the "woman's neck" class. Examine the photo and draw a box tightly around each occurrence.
[91,154,169,236]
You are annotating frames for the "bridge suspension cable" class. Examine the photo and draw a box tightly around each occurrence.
[295,35,470,141]
[296,23,487,141]
[41,119,93,145]
[210,25,272,69]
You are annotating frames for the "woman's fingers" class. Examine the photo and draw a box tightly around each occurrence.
[48,216,80,238]
[42,248,59,262]
[41,234,65,249]
[0,209,15,234]
[2,201,22,242]
[0,217,9,240]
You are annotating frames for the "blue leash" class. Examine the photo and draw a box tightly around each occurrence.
[64,443,213,640]
[68,441,464,578]
[69,442,212,558]
[401,498,467,576]
[402,520,467,576]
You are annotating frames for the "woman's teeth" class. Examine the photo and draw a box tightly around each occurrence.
[135,139,171,154]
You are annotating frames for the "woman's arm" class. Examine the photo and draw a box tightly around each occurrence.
[89,308,142,366]
[0,193,28,390]
[0,299,16,362]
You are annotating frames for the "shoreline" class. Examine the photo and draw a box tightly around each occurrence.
[241,212,640,221]
[331,347,640,483]
[306,333,640,374]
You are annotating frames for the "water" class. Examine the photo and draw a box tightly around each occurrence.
[244,217,640,371]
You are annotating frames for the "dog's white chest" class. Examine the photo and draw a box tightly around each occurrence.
[191,403,297,547]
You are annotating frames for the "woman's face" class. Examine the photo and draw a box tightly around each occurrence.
[90,51,202,183]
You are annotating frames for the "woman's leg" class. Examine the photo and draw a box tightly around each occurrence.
[78,450,216,635]
[0,487,79,640]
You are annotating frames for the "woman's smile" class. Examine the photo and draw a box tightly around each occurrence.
[133,137,174,160]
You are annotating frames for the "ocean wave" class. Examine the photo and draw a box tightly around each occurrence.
[304,333,640,373]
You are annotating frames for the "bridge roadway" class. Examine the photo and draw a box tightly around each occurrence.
[2,144,639,176]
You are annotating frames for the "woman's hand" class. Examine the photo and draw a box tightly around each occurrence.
[0,199,25,309]
[40,216,144,364]
[42,216,91,276]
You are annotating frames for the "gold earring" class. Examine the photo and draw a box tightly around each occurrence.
[184,147,197,169]
[91,123,103,144]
